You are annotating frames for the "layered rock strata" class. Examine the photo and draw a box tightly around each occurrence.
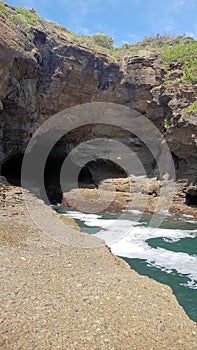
[0,3,196,214]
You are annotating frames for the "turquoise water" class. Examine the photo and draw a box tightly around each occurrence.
[53,206,197,322]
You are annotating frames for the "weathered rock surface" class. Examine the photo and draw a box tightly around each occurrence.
[0,3,196,213]
[63,175,197,217]
[0,181,197,350]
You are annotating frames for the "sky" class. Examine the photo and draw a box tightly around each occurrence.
[4,0,197,46]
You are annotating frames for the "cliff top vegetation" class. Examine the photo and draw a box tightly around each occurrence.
[1,0,197,84]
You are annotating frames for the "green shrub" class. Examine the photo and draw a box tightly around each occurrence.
[164,118,171,128]
[92,33,113,49]
[185,100,197,113]
[0,1,14,21]
[161,41,197,83]
[1,2,197,80]
[0,1,8,16]
[16,7,40,26]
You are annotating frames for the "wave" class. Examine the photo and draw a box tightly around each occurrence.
[64,210,197,286]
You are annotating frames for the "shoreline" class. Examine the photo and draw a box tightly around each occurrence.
[0,181,197,349]
[62,186,197,219]
[54,203,197,322]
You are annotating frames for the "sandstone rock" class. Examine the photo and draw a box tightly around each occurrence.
[62,174,197,217]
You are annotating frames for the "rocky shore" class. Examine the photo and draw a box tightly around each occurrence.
[62,175,197,218]
[0,4,197,348]
[0,180,197,349]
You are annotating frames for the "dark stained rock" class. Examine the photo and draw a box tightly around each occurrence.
[0,4,196,215]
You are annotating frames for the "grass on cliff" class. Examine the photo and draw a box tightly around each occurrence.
[50,27,197,83]
[185,99,197,113]
[14,8,40,39]
[15,7,40,32]
[112,35,197,84]
[0,1,40,39]
[0,1,13,20]
[15,7,39,26]
[43,24,197,84]
[49,23,115,55]
[161,39,197,83]
[1,1,197,83]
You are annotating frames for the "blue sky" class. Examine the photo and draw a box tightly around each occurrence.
[5,0,197,46]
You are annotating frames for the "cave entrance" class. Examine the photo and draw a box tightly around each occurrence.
[0,122,155,204]
[1,155,128,196]
[0,152,64,204]
[1,154,23,186]
[78,166,94,187]
[186,191,197,206]
[78,159,127,188]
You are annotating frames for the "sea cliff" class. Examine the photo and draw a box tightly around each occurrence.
[0,2,197,215]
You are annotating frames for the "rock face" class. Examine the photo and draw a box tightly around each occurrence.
[0,3,197,213]
[62,176,160,213]
[62,175,197,217]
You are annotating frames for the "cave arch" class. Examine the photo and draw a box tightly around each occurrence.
[1,152,128,204]
[78,159,127,188]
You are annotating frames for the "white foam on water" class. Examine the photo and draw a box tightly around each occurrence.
[64,211,141,230]
[122,209,142,215]
[157,209,173,216]
[100,225,197,285]
[181,218,197,225]
[62,210,197,286]
[163,237,181,243]
[64,211,101,221]
[182,214,194,218]
[181,279,197,290]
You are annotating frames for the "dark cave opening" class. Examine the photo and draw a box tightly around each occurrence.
[44,155,64,204]
[78,159,127,189]
[2,149,196,211]
[186,191,197,207]
[0,152,63,204]
[1,153,128,205]
[45,157,128,203]
[1,154,23,187]
[0,122,158,204]
[78,166,94,187]
[0,123,179,205]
